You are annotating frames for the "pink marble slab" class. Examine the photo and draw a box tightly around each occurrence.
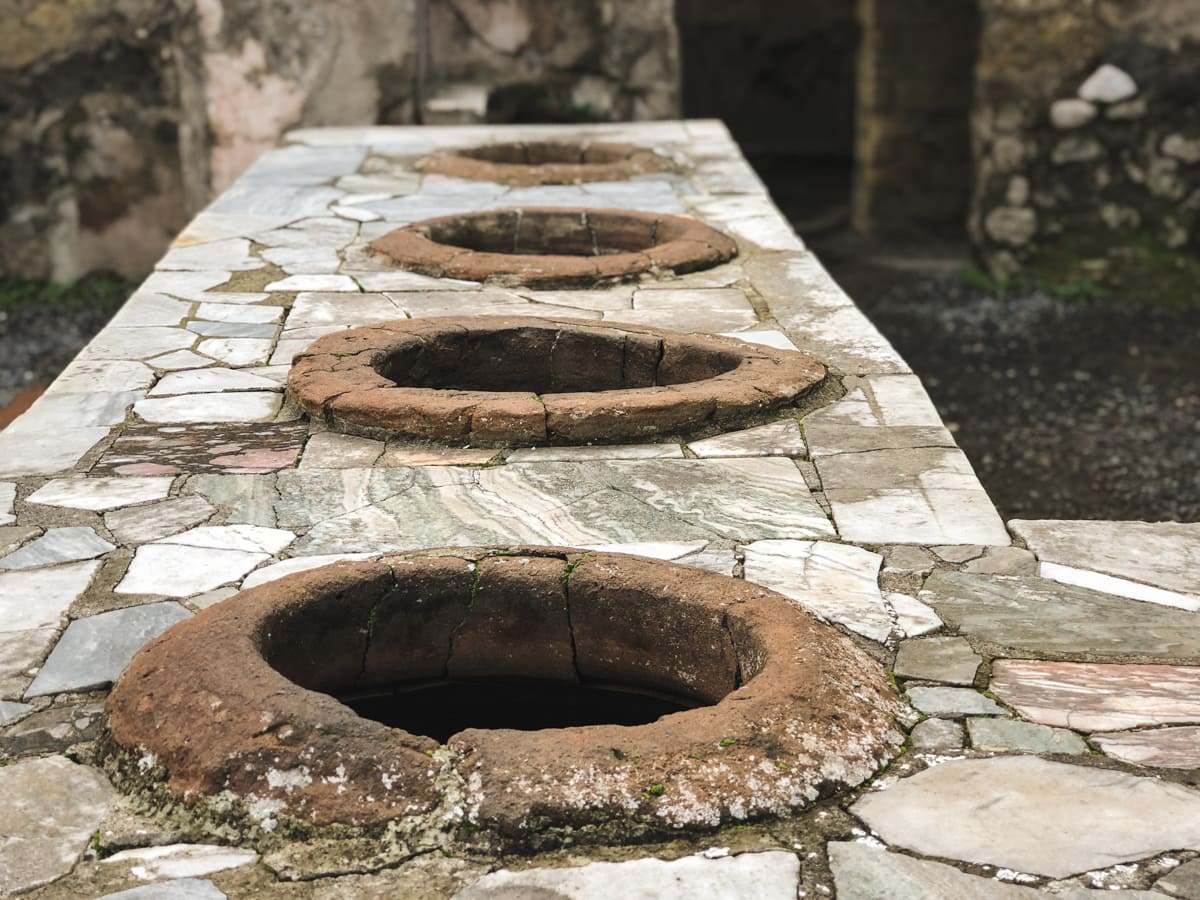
[991,660,1200,732]
[1093,726,1200,769]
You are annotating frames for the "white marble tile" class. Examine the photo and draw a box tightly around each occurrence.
[331,204,382,223]
[150,350,216,371]
[0,561,100,634]
[338,193,402,210]
[195,292,271,306]
[506,444,684,463]
[336,173,421,195]
[101,843,259,881]
[80,326,195,360]
[352,271,480,292]
[1039,561,1200,612]
[2,390,140,432]
[0,527,114,570]
[27,477,173,511]
[159,524,295,555]
[105,496,216,546]
[116,544,271,597]
[391,291,597,320]
[53,360,156,394]
[196,338,273,366]
[602,307,757,332]
[0,428,111,478]
[689,420,806,459]
[187,320,279,340]
[632,288,752,311]
[723,214,804,251]
[817,448,1010,547]
[195,303,283,324]
[173,212,293,246]
[207,182,344,219]
[743,540,893,642]
[256,217,359,250]
[718,330,799,351]
[261,246,343,274]
[245,365,291,385]
[239,145,365,186]
[241,552,375,590]
[0,483,14,526]
[149,368,282,396]
[298,432,385,469]
[887,592,944,638]
[106,294,193,328]
[187,586,239,609]
[266,274,360,292]
[286,292,404,329]
[134,393,282,424]
[518,288,634,312]
[157,238,260,272]
[1010,519,1200,600]
[269,339,312,366]
[139,271,231,300]
[812,375,944,429]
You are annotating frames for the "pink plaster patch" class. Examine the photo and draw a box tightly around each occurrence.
[204,38,307,191]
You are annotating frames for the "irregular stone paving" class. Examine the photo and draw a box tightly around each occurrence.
[0,756,117,895]
[25,601,192,697]
[991,659,1200,731]
[830,841,1165,899]
[853,756,1200,878]
[1012,518,1200,603]
[0,120,1196,896]
[1092,726,1200,769]
[455,852,801,899]
[923,572,1200,658]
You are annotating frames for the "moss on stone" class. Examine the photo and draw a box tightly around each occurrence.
[1029,230,1200,307]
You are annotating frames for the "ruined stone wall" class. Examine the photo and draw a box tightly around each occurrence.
[1,0,678,282]
[0,0,188,282]
[971,0,1200,291]
[429,0,680,123]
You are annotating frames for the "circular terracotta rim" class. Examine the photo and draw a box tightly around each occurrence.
[286,316,827,446]
[417,140,676,185]
[368,207,738,288]
[105,548,904,842]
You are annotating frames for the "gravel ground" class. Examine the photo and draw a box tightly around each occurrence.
[827,262,1200,523]
[0,279,129,409]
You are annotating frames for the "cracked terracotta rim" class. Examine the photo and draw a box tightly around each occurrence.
[104,548,905,843]
[368,208,737,287]
[417,140,676,185]
[285,316,827,445]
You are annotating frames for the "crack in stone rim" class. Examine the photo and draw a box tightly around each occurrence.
[368,207,738,288]
[417,141,676,185]
[102,548,906,843]
[285,316,828,446]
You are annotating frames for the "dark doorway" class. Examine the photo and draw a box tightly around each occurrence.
[676,0,860,235]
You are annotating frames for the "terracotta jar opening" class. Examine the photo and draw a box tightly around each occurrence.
[418,140,675,184]
[368,207,737,287]
[104,550,906,845]
[286,316,828,445]
[374,322,740,395]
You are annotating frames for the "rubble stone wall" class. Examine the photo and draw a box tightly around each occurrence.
[0,0,679,282]
[971,0,1200,290]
